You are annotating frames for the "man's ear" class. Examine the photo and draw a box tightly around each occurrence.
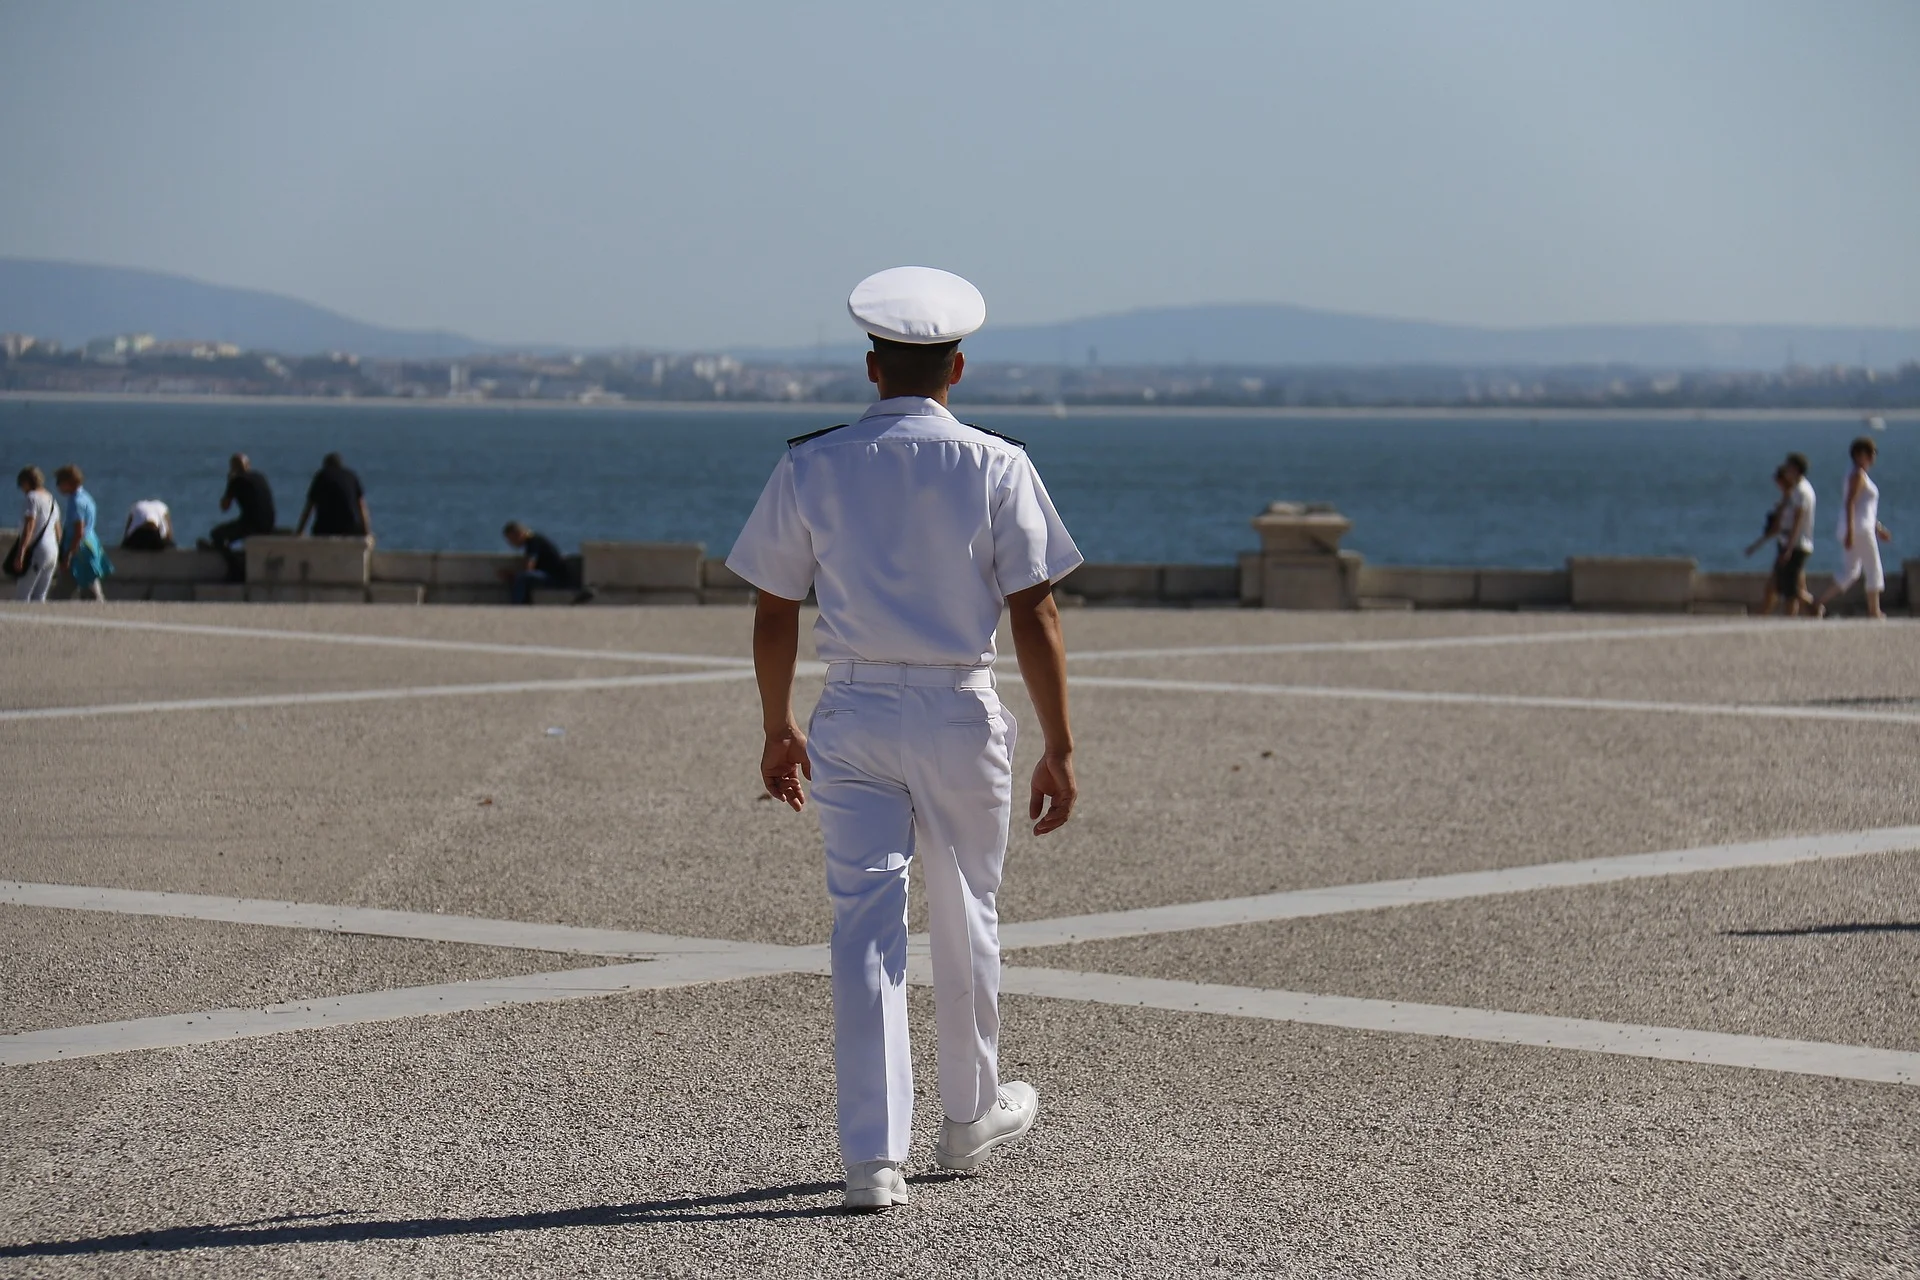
[866,350,881,386]
[949,350,965,386]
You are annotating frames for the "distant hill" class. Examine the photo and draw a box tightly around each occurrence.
[6,257,1917,370]
[0,258,508,359]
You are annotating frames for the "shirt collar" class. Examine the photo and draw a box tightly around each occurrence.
[860,396,959,424]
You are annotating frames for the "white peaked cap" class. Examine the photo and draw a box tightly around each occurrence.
[847,266,986,344]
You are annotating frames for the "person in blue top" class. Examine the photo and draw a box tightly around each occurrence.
[54,464,113,601]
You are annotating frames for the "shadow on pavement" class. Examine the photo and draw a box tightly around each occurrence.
[1725,922,1920,937]
[0,1177,976,1256]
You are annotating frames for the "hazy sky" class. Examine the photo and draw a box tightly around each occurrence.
[3,0,1915,348]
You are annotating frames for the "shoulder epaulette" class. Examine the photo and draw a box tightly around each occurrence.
[787,424,848,448]
[967,423,1027,449]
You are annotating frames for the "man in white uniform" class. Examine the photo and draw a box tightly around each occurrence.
[727,266,1083,1211]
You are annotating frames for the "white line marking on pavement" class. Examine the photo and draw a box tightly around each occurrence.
[0,881,770,956]
[1072,674,1920,727]
[7,826,1917,1077]
[1067,619,1832,664]
[995,967,1920,1086]
[995,827,1920,949]
[0,950,815,1067]
[0,668,762,722]
[0,611,754,668]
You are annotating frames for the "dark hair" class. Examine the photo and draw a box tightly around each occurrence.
[1772,465,1788,483]
[1850,436,1877,462]
[503,520,528,539]
[870,337,960,393]
[1785,452,1810,476]
[17,465,44,490]
[230,453,249,472]
[323,452,344,469]
[55,463,83,486]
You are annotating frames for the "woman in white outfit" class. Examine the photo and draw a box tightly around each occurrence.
[11,466,62,602]
[1817,437,1891,619]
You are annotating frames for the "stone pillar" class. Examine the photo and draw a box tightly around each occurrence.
[1249,503,1357,610]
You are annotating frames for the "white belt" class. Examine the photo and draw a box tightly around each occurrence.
[824,661,995,690]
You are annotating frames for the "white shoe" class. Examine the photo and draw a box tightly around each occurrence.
[843,1160,909,1211]
[934,1081,1039,1171]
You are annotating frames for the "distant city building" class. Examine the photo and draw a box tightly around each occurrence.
[82,332,156,362]
[1,333,37,359]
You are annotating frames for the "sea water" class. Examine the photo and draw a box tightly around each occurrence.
[1,399,1908,573]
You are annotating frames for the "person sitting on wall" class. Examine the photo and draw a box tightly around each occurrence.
[296,452,372,541]
[498,521,587,604]
[203,453,277,551]
[121,498,175,551]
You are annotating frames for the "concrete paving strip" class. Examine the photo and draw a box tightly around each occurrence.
[0,948,817,1067]
[0,881,775,956]
[1065,618,1837,663]
[995,826,1920,948]
[0,611,755,668]
[1072,674,1920,727]
[0,667,762,722]
[994,966,1920,1086]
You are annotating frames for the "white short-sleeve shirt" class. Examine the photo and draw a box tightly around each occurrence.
[1786,477,1816,552]
[727,396,1083,666]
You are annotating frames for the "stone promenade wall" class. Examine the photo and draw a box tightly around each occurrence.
[7,528,1912,615]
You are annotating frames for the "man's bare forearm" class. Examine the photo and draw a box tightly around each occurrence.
[753,592,805,732]
[1007,583,1072,753]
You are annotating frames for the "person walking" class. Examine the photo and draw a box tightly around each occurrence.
[1816,437,1892,618]
[296,453,371,540]
[727,267,1083,1212]
[54,464,112,601]
[204,453,277,550]
[1773,452,1817,616]
[10,466,61,602]
[1744,465,1793,615]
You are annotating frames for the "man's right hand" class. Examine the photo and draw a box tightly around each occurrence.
[760,727,811,811]
[1029,750,1077,835]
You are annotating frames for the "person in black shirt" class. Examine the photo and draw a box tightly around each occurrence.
[500,520,572,604]
[203,454,277,551]
[296,452,371,539]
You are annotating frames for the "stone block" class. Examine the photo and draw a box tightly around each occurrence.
[245,585,367,604]
[1250,503,1352,555]
[587,587,703,606]
[192,582,249,603]
[246,535,370,588]
[1260,555,1348,610]
[1161,564,1240,601]
[581,542,704,592]
[1475,569,1569,609]
[369,551,437,583]
[424,584,510,605]
[366,583,426,605]
[703,559,751,589]
[1063,564,1161,601]
[432,552,523,586]
[1691,572,1767,613]
[108,548,229,583]
[1357,565,1477,608]
[1238,552,1262,606]
[1568,557,1696,612]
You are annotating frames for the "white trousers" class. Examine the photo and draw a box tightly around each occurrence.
[807,661,1016,1164]
[13,558,55,602]
[1835,536,1885,592]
